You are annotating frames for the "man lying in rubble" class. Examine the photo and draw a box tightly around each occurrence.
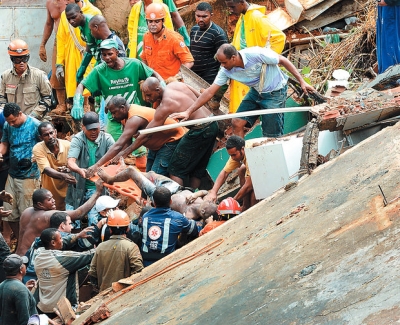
[15,179,104,256]
[170,43,316,138]
[97,166,217,221]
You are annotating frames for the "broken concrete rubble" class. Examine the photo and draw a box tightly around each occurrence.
[73,118,400,325]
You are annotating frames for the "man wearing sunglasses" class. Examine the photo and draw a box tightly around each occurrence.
[0,39,52,121]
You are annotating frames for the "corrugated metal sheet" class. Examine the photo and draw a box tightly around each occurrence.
[0,3,52,73]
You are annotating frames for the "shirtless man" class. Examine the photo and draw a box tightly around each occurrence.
[85,95,186,177]
[15,179,104,256]
[101,77,218,189]
[39,0,68,114]
[97,166,217,221]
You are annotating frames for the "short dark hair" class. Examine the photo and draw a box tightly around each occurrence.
[109,226,127,235]
[107,95,129,109]
[40,228,58,249]
[218,44,238,60]
[66,3,80,13]
[226,135,245,151]
[196,2,213,12]
[32,188,51,205]
[3,103,21,118]
[50,212,68,229]
[38,122,54,135]
[152,187,171,208]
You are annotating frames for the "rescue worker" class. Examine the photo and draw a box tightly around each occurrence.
[199,197,241,236]
[89,210,143,291]
[0,39,52,120]
[141,3,194,80]
[141,187,198,266]
[127,0,174,59]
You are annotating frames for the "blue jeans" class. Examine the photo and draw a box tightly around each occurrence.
[237,85,287,137]
[66,188,100,228]
[146,140,180,176]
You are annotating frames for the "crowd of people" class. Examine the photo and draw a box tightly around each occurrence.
[0,0,319,323]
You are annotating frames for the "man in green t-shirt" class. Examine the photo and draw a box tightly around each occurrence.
[65,3,98,83]
[71,39,164,157]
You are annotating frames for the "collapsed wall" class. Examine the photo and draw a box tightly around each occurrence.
[75,121,400,324]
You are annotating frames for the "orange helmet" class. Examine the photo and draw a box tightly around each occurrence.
[217,198,241,216]
[8,39,29,56]
[145,3,166,20]
[107,210,130,228]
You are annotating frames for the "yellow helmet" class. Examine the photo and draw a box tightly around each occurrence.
[8,39,30,56]
[145,3,166,20]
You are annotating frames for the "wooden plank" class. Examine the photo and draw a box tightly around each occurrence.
[266,7,296,31]
[296,0,363,31]
[57,297,76,325]
[301,0,342,21]
[284,0,304,23]
[297,0,325,10]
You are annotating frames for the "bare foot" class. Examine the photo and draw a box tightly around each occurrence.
[115,157,127,174]
[97,167,114,185]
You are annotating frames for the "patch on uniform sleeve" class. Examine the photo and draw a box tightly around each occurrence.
[148,226,162,240]
[180,41,185,48]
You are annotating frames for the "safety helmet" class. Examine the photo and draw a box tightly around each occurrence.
[217,197,241,216]
[145,3,166,20]
[8,39,30,56]
[107,210,130,228]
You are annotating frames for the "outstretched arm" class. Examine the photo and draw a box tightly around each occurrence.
[85,118,141,178]
[66,179,104,221]
[39,9,54,62]
[278,56,315,95]
[233,176,253,201]
[170,83,220,121]
[204,170,229,202]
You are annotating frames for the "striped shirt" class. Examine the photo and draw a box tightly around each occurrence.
[190,22,228,84]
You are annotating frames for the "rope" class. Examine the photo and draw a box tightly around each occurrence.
[106,238,224,305]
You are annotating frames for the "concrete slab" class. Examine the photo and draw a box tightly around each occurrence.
[79,122,400,325]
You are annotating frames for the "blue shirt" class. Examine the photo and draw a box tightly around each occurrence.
[214,46,288,93]
[1,115,40,179]
[142,207,197,259]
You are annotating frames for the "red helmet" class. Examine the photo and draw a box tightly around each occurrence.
[217,197,241,216]
[107,210,130,227]
[8,39,30,56]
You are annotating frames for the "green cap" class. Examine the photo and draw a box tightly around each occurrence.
[99,38,119,50]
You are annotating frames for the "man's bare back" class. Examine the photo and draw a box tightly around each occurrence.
[158,82,210,121]
[16,208,58,256]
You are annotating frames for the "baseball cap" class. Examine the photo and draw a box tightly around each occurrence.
[95,195,120,212]
[3,254,28,275]
[99,39,119,50]
[82,112,100,130]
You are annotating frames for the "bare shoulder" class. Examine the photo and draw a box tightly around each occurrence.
[20,207,35,221]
